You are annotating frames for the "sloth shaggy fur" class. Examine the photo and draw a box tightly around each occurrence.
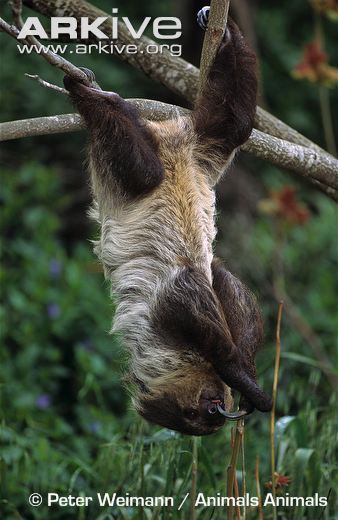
[64,17,272,436]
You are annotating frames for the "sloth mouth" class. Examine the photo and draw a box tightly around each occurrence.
[199,388,254,422]
[215,403,252,420]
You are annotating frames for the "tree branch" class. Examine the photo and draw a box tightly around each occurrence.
[1,109,337,202]
[199,0,230,96]
[254,108,325,156]
[22,0,332,158]
[248,129,337,190]
[1,1,337,200]
[0,113,85,139]
[0,101,186,141]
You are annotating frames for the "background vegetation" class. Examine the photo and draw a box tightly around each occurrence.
[0,0,337,518]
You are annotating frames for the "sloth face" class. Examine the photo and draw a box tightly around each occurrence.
[134,366,234,436]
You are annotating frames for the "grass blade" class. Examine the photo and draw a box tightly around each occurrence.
[270,302,283,520]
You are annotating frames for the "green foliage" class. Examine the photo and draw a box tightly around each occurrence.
[1,164,337,519]
[0,164,127,517]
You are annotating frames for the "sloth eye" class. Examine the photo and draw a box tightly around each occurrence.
[183,409,199,420]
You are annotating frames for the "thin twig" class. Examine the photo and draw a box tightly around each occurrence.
[233,475,241,520]
[0,16,92,86]
[318,488,332,520]
[190,438,198,520]
[11,0,24,28]
[25,73,69,95]
[231,428,241,520]
[241,427,246,520]
[228,428,235,520]
[227,419,245,520]
[199,0,230,97]
[318,86,337,157]
[255,456,264,520]
[271,302,283,520]
[314,12,337,157]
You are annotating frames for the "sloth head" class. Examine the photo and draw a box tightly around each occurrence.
[133,365,233,436]
[128,262,272,436]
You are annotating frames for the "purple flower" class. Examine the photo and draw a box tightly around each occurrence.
[88,422,101,434]
[49,259,62,279]
[36,394,51,410]
[47,303,60,319]
[78,338,94,351]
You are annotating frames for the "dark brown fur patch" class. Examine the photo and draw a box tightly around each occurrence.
[138,392,226,436]
[152,265,237,365]
[211,258,271,412]
[193,18,257,159]
[153,264,272,412]
[138,393,195,435]
[63,77,164,197]
[211,258,263,371]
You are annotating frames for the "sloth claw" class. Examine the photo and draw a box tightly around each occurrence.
[78,66,96,83]
[197,6,210,31]
[63,67,102,96]
[216,404,252,421]
[197,7,231,44]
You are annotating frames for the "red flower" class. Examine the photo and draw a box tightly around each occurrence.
[292,40,338,86]
[258,186,310,225]
[265,473,292,491]
[276,186,310,224]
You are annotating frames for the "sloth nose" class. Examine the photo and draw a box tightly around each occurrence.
[208,398,223,414]
[207,403,218,414]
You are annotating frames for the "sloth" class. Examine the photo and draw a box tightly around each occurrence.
[63,9,272,436]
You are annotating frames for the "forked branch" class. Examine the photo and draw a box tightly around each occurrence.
[0,1,337,200]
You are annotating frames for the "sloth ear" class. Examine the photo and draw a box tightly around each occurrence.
[153,264,272,413]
